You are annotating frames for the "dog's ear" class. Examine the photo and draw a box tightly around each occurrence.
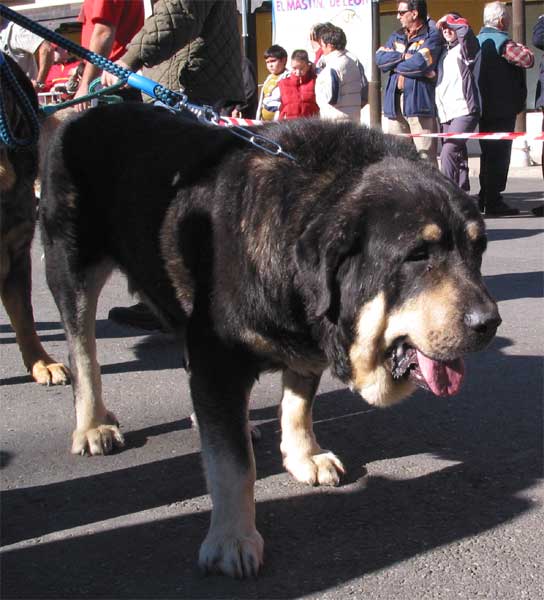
[296,214,360,319]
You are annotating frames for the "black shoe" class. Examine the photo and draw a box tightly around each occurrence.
[484,198,520,217]
[531,205,544,217]
[108,302,166,332]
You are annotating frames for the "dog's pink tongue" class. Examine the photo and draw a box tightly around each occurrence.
[416,351,464,396]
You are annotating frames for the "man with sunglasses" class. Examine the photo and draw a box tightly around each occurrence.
[376,0,442,164]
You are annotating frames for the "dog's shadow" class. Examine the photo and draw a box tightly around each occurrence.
[0,320,184,386]
[2,336,541,598]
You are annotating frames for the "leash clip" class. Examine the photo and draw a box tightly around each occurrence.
[211,115,296,161]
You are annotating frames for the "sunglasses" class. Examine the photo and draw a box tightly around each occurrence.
[397,10,410,15]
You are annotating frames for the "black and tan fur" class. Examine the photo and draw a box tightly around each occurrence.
[0,53,68,385]
[40,104,500,577]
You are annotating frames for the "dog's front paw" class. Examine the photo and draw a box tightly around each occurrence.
[199,528,264,578]
[284,451,345,486]
[71,413,125,456]
[31,359,70,386]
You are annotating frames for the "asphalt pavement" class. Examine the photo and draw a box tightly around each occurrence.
[1,164,543,599]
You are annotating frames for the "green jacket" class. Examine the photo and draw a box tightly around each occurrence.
[123,0,244,107]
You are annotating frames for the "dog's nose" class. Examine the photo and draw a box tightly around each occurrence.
[464,306,502,335]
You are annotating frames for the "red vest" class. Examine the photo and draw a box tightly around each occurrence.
[278,72,319,119]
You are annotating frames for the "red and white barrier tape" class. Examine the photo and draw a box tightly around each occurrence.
[219,116,261,127]
[218,117,544,141]
[407,131,544,141]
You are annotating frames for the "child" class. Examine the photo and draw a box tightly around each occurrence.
[275,49,319,119]
[256,45,288,121]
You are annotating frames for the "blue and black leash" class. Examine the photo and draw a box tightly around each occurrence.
[0,51,40,147]
[0,3,295,160]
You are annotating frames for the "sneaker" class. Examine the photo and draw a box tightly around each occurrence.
[108,302,166,332]
[484,198,520,217]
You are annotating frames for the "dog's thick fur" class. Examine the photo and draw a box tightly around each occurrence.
[0,53,68,385]
[40,104,500,577]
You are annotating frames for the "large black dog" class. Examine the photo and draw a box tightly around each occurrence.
[0,52,68,385]
[40,104,500,577]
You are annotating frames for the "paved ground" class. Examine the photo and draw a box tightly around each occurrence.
[1,165,543,599]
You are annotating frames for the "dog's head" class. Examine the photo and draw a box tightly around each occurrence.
[297,157,500,407]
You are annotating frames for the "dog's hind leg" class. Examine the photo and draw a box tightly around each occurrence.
[45,253,123,455]
[189,335,263,578]
[0,224,69,385]
[280,368,345,486]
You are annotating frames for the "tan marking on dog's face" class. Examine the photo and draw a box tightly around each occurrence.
[384,278,465,360]
[349,292,415,406]
[421,223,442,242]
[466,221,482,242]
[349,277,467,407]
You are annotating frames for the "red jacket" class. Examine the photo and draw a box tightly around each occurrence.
[278,71,319,119]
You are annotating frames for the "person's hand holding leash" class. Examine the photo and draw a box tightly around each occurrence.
[101,60,130,87]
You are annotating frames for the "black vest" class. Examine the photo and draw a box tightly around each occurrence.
[478,36,526,119]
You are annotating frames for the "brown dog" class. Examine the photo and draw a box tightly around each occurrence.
[0,52,68,385]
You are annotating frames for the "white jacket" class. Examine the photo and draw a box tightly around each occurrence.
[315,50,362,122]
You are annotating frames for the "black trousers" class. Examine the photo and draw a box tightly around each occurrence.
[478,115,517,206]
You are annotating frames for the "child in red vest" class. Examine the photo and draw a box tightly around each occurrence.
[267,50,319,120]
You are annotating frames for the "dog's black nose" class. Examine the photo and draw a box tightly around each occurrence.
[464,307,502,335]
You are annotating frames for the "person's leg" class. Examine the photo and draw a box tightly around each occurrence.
[407,114,438,167]
[479,115,519,215]
[386,93,412,138]
[439,120,460,185]
[494,115,516,196]
[440,114,479,191]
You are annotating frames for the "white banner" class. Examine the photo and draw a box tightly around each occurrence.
[272,0,373,80]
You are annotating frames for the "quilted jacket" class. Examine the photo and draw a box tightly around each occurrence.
[123,0,244,108]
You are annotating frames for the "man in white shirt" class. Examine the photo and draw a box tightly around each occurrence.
[315,23,364,122]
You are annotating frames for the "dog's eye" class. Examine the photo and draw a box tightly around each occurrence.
[405,244,429,262]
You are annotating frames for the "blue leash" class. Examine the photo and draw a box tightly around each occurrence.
[0,4,295,160]
[0,51,40,148]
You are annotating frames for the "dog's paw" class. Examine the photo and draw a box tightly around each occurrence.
[32,359,70,386]
[71,413,125,456]
[199,528,264,578]
[284,451,345,486]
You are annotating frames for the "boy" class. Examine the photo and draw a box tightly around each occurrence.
[271,50,319,119]
[256,45,288,120]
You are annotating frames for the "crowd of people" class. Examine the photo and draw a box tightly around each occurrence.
[1,0,543,329]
